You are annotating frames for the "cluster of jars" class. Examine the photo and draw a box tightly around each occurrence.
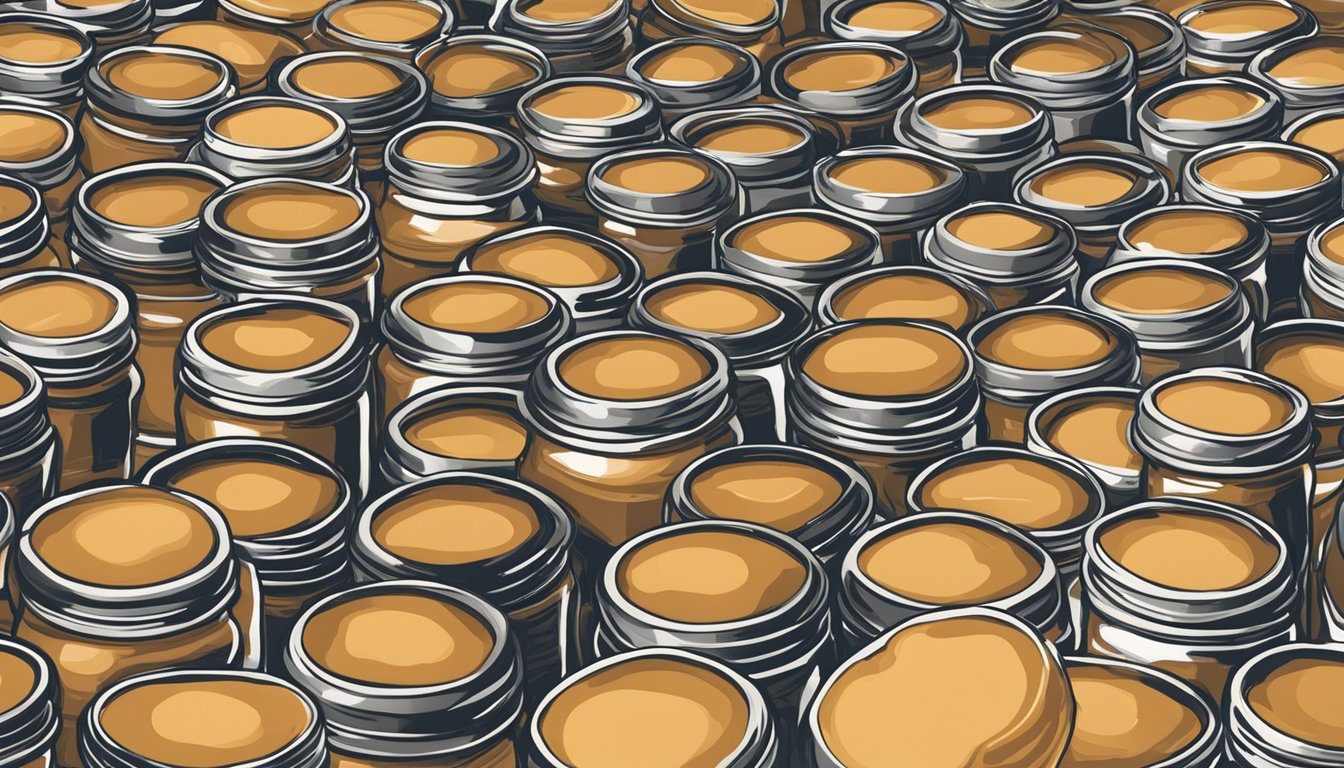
[3,0,1344,765]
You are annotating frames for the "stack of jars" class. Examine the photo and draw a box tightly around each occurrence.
[4,0,1344,765]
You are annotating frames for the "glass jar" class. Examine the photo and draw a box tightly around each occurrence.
[1012,152,1171,275]
[951,0,1060,78]
[176,296,374,498]
[1226,645,1344,766]
[1026,386,1143,507]
[625,38,760,124]
[1057,6,1186,98]
[0,493,12,632]
[839,512,1069,650]
[1250,36,1344,129]
[191,96,357,187]
[526,648,779,768]
[627,271,808,442]
[1135,75,1284,175]
[1134,367,1316,579]
[989,28,1137,142]
[1302,215,1344,318]
[311,0,454,60]
[0,104,80,264]
[812,146,967,264]
[1081,260,1254,383]
[514,76,663,227]
[518,330,739,549]
[78,45,236,175]
[68,161,227,468]
[0,175,61,275]
[815,265,997,335]
[767,41,916,147]
[272,52,428,200]
[670,105,825,214]
[1081,498,1297,701]
[718,208,882,307]
[457,225,644,334]
[588,146,737,278]
[491,0,633,75]
[5,0,152,52]
[13,484,262,766]
[824,0,964,95]
[1193,141,1338,318]
[376,275,571,421]
[139,438,354,663]
[0,13,92,120]
[0,352,59,521]
[893,84,1057,201]
[79,669,328,768]
[0,637,59,768]
[593,520,832,725]
[787,320,980,518]
[285,581,524,768]
[803,607,1073,768]
[377,121,539,301]
[1283,106,1344,164]
[638,0,783,62]
[0,270,140,490]
[413,34,550,127]
[967,304,1141,444]
[923,202,1080,311]
[1109,203,1271,322]
[1179,0,1318,76]
[906,446,1107,593]
[1060,657,1222,768]
[196,178,381,323]
[1257,320,1344,595]
[380,385,526,484]
[352,472,577,696]
[151,20,304,94]
[667,444,874,567]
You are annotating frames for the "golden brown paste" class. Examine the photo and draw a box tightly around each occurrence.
[371,483,541,564]
[167,459,340,537]
[919,457,1093,530]
[1099,510,1279,590]
[803,323,967,398]
[558,336,710,401]
[858,521,1042,603]
[689,460,843,533]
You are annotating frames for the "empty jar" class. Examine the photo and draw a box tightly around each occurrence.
[787,320,980,517]
[377,121,539,301]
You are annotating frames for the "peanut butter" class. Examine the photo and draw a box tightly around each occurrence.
[1154,377,1294,435]
[846,1,944,31]
[401,280,551,334]
[219,181,360,241]
[600,155,710,195]
[1260,335,1344,404]
[166,459,341,538]
[326,0,444,43]
[1062,663,1205,767]
[922,95,1035,129]
[301,592,493,686]
[402,406,528,462]
[817,613,1072,767]
[617,529,807,623]
[0,23,83,64]
[730,215,867,264]
[1041,396,1143,473]
[98,678,313,768]
[1007,36,1117,75]
[802,322,967,398]
[1098,508,1279,590]
[918,457,1094,530]
[670,0,775,25]
[538,656,750,768]
[1268,43,1344,86]
[212,104,339,150]
[945,209,1056,250]
[0,646,36,715]
[530,83,641,120]
[1246,656,1344,747]
[88,174,220,228]
[638,42,745,83]
[100,49,224,101]
[1027,163,1138,207]
[29,486,214,587]
[420,42,543,99]
[519,0,620,22]
[1151,84,1266,120]
[371,483,540,565]
[976,312,1119,371]
[828,273,980,330]
[1125,209,1250,253]
[1289,114,1344,161]
[0,276,116,337]
[781,50,902,91]
[469,234,619,288]
[642,282,780,335]
[695,122,805,153]
[859,521,1043,603]
[1184,1,1300,34]
[288,56,407,100]
[152,22,303,93]
[1091,267,1236,314]
[199,307,350,372]
[829,155,947,195]
[1196,148,1329,192]
[0,110,66,164]
[688,460,844,533]
[558,336,710,401]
